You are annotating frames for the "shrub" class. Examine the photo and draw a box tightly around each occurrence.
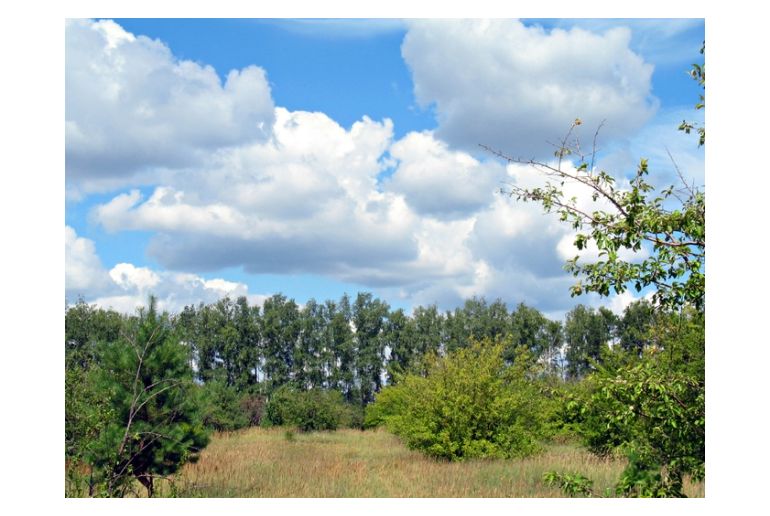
[369,340,550,460]
[543,471,595,497]
[198,380,250,431]
[264,387,350,432]
[363,382,409,429]
[563,309,705,497]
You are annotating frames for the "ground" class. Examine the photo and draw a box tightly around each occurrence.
[153,427,705,497]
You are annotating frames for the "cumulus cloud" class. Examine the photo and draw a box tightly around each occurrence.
[384,131,508,218]
[65,225,113,300]
[401,19,657,158]
[89,105,657,315]
[92,108,423,283]
[92,265,258,314]
[541,19,704,68]
[68,19,690,317]
[65,19,275,195]
[65,227,268,314]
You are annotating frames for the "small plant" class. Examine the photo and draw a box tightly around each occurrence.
[284,430,296,442]
[542,471,595,497]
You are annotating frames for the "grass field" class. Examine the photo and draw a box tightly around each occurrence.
[157,427,704,498]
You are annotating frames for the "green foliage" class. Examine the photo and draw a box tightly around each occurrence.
[566,309,704,496]
[508,302,554,362]
[617,299,657,356]
[261,294,301,392]
[490,46,706,497]
[542,471,595,497]
[564,304,616,379]
[65,300,124,369]
[197,380,251,431]
[326,295,357,401]
[363,380,411,429]
[495,87,704,313]
[65,364,116,496]
[353,292,390,405]
[83,298,209,497]
[678,42,705,146]
[369,341,551,460]
[264,386,353,432]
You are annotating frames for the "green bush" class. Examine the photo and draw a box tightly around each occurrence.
[368,340,550,460]
[264,387,351,432]
[564,308,705,497]
[363,382,409,429]
[198,380,251,431]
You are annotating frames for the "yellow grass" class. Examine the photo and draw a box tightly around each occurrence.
[157,427,704,498]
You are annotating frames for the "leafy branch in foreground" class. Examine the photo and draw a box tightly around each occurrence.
[678,43,705,146]
[482,125,704,311]
[542,471,595,497]
[488,45,705,497]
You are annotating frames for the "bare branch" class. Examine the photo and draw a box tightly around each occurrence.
[590,119,606,173]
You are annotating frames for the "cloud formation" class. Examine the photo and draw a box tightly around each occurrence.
[66,19,702,316]
[65,226,267,313]
[65,19,274,195]
[401,19,658,158]
[384,131,508,218]
[65,225,113,301]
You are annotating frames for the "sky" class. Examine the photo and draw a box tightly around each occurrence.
[64,18,706,318]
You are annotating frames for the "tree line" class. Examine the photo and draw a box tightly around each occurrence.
[67,292,659,405]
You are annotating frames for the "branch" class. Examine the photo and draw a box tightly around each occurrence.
[590,120,606,174]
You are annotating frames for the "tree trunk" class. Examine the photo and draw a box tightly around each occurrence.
[137,473,154,498]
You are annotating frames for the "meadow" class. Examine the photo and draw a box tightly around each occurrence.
[160,428,704,498]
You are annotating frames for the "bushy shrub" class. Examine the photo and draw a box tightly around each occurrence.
[264,387,351,432]
[198,380,250,431]
[363,382,409,429]
[367,340,551,460]
[562,309,705,497]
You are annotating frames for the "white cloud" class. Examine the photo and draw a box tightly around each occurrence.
[540,19,704,68]
[89,105,660,315]
[91,107,422,282]
[401,19,657,158]
[65,227,268,314]
[65,19,275,195]
[68,19,682,317]
[384,131,508,218]
[109,263,160,291]
[65,225,113,300]
[605,290,647,316]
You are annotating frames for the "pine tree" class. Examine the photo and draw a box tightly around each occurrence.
[88,297,208,497]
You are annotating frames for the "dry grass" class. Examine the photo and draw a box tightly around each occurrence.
[154,427,704,498]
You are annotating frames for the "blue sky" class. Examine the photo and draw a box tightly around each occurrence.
[65,18,705,317]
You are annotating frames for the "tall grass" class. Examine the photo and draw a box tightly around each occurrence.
[156,428,704,497]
